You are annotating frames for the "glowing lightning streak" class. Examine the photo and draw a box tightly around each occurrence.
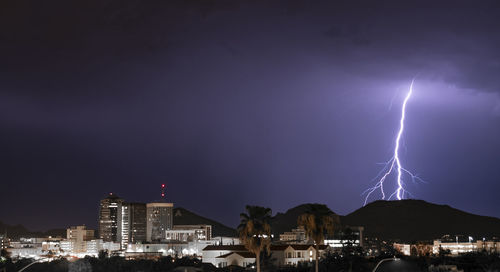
[394,79,413,200]
[363,79,421,205]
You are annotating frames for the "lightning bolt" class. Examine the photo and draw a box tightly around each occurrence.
[363,79,424,206]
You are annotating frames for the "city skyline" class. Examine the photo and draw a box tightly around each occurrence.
[2,0,500,232]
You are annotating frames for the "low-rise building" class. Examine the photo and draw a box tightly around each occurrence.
[41,238,61,255]
[324,226,364,249]
[433,239,500,255]
[60,240,75,254]
[279,227,306,244]
[393,242,433,256]
[7,238,44,259]
[272,244,328,266]
[126,242,188,257]
[211,236,240,246]
[476,240,500,254]
[67,226,95,253]
[7,246,43,259]
[166,225,212,242]
[216,252,255,268]
[0,235,10,249]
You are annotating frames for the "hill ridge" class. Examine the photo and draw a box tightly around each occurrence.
[341,199,500,242]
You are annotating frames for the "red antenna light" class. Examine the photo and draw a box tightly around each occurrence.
[161,184,165,188]
[161,184,166,199]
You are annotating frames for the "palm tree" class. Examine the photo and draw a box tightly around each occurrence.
[297,204,339,272]
[238,205,272,272]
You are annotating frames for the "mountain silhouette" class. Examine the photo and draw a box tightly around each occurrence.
[270,203,338,237]
[341,199,500,242]
[173,207,236,237]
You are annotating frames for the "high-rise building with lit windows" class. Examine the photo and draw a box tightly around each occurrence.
[146,202,174,242]
[98,193,124,242]
[118,202,147,248]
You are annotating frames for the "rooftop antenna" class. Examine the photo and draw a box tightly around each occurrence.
[161,183,166,200]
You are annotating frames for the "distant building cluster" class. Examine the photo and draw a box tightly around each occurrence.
[4,192,240,260]
[3,194,499,270]
[2,191,366,268]
[98,193,176,246]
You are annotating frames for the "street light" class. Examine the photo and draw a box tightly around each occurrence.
[372,257,400,272]
[17,257,49,272]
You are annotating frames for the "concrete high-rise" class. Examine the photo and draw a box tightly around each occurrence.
[146,202,173,242]
[98,193,124,242]
[118,202,147,248]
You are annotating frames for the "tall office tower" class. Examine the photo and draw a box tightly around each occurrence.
[146,202,174,242]
[118,202,147,248]
[146,184,174,242]
[98,193,124,242]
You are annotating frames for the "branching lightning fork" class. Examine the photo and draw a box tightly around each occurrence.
[363,79,424,206]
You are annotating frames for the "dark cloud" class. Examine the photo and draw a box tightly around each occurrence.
[1,0,499,230]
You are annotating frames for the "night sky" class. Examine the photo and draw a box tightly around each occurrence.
[1,0,500,231]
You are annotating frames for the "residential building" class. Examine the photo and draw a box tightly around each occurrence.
[202,244,329,268]
[99,193,124,242]
[216,252,255,268]
[202,245,247,267]
[271,244,328,266]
